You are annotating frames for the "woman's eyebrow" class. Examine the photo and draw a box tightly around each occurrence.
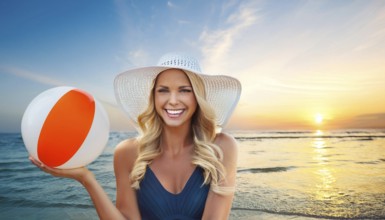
[156,85,192,88]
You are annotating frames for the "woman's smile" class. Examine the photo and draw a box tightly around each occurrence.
[165,109,185,118]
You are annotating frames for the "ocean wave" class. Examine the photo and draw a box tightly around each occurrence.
[231,129,385,141]
[355,160,380,165]
[237,166,296,173]
[0,166,36,173]
[235,135,385,140]
[0,196,93,209]
[231,207,385,219]
[10,173,53,183]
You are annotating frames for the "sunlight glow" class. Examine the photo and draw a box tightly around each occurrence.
[315,130,324,136]
[315,113,323,124]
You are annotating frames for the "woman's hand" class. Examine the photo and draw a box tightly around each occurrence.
[29,156,92,183]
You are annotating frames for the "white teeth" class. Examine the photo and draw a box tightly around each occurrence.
[166,109,183,115]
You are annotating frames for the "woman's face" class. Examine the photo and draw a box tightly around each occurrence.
[154,69,197,128]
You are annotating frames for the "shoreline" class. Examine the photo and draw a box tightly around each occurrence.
[231,209,339,220]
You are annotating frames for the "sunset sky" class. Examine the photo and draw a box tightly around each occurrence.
[1,0,385,132]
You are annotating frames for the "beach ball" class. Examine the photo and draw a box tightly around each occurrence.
[21,86,110,169]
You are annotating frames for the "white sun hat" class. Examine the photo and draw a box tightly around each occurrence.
[114,52,241,129]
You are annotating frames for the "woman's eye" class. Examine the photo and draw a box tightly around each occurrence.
[157,89,168,93]
[180,89,192,93]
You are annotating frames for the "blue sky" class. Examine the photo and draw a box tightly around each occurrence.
[1,0,385,132]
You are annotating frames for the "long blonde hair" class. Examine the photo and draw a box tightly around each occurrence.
[130,69,230,195]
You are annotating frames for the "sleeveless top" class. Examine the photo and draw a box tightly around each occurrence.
[136,166,210,220]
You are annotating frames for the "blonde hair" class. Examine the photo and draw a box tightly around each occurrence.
[130,69,232,195]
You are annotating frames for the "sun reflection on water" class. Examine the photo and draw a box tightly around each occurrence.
[312,132,338,202]
[315,129,323,136]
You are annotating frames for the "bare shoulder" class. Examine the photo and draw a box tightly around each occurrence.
[214,132,238,184]
[115,138,139,155]
[114,138,139,172]
[214,132,238,155]
[214,133,238,163]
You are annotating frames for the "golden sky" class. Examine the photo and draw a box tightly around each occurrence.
[1,1,384,132]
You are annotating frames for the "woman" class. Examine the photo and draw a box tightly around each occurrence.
[30,52,242,219]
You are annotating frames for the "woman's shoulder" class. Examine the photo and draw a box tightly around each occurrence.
[114,138,139,170]
[214,132,238,172]
[214,132,238,155]
[115,138,139,152]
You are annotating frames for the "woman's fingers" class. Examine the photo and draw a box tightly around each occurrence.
[29,156,55,174]
[29,156,44,168]
[28,155,90,181]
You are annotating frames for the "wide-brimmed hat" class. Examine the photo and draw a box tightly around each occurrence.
[114,52,241,129]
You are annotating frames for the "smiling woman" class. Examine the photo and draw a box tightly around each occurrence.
[28,52,242,220]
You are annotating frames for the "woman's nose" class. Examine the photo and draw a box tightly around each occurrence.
[168,92,179,105]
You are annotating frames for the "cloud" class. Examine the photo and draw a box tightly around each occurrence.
[0,65,136,131]
[167,1,176,9]
[199,1,260,73]
[113,0,147,53]
[343,113,385,129]
[0,66,65,86]
[356,113,385,120]
[113,0,135,31]
[351,2,385,52]
[257,74,385,94]
[125,49,150,67]
[177,19,190,25]
[114,48,151,70]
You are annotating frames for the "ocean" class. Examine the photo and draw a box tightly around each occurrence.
[0,130,384,220]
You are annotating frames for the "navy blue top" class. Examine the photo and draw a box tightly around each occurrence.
[136,166,210,220]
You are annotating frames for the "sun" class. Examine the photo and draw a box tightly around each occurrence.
[315,113,323,124]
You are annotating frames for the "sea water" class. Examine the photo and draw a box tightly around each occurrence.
[0,130,384,219]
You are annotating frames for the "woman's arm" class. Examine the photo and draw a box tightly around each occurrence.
[80,169,127,220]
[202,132,238,220]
[113,138,141,219]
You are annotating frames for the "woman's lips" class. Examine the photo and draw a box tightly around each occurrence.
[165,109,184,118]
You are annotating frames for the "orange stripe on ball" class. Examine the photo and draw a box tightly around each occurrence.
[37,89,95,167]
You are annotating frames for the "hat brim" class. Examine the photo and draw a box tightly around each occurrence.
[114,65,241,129]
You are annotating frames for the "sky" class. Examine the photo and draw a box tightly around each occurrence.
[1,0,385,133]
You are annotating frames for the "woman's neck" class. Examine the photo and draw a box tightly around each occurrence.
[160,123,194,156]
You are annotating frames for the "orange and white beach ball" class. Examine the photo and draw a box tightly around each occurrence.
[21,86,110,169]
